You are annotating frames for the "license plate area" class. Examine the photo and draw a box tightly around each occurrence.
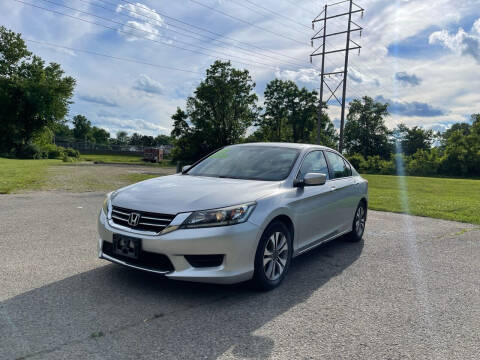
[112,234,141,259]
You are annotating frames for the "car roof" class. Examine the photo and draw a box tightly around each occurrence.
[230,142,335,152]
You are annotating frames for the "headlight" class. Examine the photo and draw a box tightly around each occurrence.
[102,192,112,217]
[181,202,256,228]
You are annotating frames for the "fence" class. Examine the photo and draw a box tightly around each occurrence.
[54,138,172,156]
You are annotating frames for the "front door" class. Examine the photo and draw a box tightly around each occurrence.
[289,151,339,251]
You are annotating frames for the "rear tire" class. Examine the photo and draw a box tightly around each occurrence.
[347,202,367,242]
[252,221,292,291]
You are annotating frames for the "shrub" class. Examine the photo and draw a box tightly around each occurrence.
[15,143,46,159]
[347,153,366,172]
[32,126,54,147]
[43,144,65,159]
[407,149,440,176]
[378,159,395,175]
[62,154,74,162]
[64,147,80,158]
[362,155,382,174]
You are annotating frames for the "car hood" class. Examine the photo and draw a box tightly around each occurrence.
[111,174,281,214]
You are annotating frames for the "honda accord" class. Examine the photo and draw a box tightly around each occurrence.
[98,143,368,289]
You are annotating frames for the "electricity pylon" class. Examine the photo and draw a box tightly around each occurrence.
[311,0,364,152]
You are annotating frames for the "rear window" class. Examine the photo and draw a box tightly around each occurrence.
[325,151,351,179]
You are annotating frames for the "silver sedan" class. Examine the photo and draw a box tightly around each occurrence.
[98,143,368,290]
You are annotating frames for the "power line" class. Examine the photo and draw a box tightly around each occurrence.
[76,0,309,69]
[283,0,315,16]
[109,0,311,64]
[230,0,311,31]
[25,39,204,74]
[189,0,307,46]
[35,0,292,70]
[13,0,296,72]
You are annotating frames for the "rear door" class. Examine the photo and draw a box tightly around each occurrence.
[324,151,358,232]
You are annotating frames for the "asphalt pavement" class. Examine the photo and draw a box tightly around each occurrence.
[1,192,479,359]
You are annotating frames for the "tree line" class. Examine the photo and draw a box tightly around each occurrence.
[170,60,480,178]
[56,114,171,147]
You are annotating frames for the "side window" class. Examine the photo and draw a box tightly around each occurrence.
[297,151,329,179]
[325,152,350,179]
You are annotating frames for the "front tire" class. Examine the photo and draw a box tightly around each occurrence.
[252,221,292,290]
[347,202,367,242]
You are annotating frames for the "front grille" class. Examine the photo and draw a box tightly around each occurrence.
[111,206,175,233]
[102,241,174,272]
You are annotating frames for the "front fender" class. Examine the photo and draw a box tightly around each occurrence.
[248,196,297,250]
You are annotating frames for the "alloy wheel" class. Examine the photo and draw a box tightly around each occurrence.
[355,206,366,237]
[263,231,288,281]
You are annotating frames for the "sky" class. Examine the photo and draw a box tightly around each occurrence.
[1,0,479,137]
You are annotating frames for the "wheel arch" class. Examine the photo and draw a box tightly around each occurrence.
[269,214,295,242]
[359,197,368,208]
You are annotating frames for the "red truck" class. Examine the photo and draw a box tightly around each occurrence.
[143,148,164,163]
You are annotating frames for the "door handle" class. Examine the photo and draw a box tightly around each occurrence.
[330,186,336,191]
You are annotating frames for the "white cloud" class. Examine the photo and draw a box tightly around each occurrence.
[123,21,160,41]
[474,18,480,35]
[133,74,164,95]
[429,18,480,63]
[116,2,164,41]
[346,67,380,87]
[274,68,319,84]
[97,115,169,135]
[117,3,164,23]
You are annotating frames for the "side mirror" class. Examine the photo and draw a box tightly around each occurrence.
[304,172,327,186]
[182,165,192,173]
[294,172,327,187]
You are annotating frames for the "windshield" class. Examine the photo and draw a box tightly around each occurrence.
[186,146,300,181]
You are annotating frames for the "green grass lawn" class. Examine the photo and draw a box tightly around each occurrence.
[363,174,480,225]
[1,157,479,225]
[80,153,143,163]
[80,153,172,166]
[0,158,62,194]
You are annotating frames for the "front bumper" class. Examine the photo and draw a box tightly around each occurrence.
[97,210,260,284]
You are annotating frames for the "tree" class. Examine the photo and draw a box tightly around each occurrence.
[258,79,292,141]
[442,122,471,144]
[115,131,129,145]
[72,115,92,141]
[91,126,110,144]
[129,132,142,145]
[171,61,258,161]
[313,105,337,148]
[344,96,392,158]
[53,122,74,140]
[171,108,189,139]
[252,79,336,146]
[440,114,480,176]
[392,123,434,156]
[171,107,194,160]
[140,135,155,147]
[154,134,171,146]
[0,26,75,154]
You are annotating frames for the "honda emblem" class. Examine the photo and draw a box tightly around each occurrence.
[128,212,141,227]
